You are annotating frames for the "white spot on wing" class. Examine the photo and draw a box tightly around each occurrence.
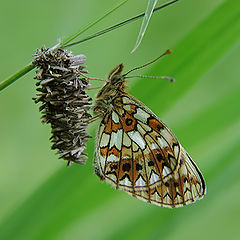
[196,183,201,194]
[137,123,146,135]
[123,105,131,111]
[151,143,158,150]
[128,131,146,150]
[135,175,146,187]
[140,123,151,132]
[191,184,198,198]
[179,163,188,175]
[173,144,179,158]
[112,111,119,123]
[134,108,150,123]
[183,179,190,192]
[185,190,192,201]
[123,132,131,147]
[106,174,117,183]
[163,194,172,205]
[157,137,168,148]
[120,177,132,187]
[163,166,171,177]
[107,154,119,162]
[150,171,160,184]
[122,97,129,104]
[100,133,110,147]
[122,96,135,104]
[110,129,122,150]
[161,128,173,142]
[132,142,139,152]
[151,191,159,201]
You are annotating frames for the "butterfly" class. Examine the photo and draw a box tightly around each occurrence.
[92,50,206,208]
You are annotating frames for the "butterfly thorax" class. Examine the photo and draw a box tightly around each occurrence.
[93,64,126,114]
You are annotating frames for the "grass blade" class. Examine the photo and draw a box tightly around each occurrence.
[131,0,158,53]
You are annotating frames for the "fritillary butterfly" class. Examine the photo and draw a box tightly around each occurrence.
[92,51,206,208]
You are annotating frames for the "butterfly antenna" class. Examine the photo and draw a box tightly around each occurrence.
[123,49,172,77]
[77,70,107,82]
[125,75,175,82]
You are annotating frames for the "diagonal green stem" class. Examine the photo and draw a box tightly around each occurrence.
[131,0,158,53]
[0,0,128,92]
[0,64,35,91]
[64,0,179,48]
[59,0,128,48]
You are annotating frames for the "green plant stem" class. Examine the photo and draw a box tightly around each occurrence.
[0,0,128,92]
[59,0,128,48]
[64,0,179,48]
[0,0,177,91]
[0,64,35,91]
[131,0,158,53]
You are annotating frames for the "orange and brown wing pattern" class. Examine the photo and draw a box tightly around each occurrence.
[133,146,206,208]
[94,112,122,182]
[94,94,206,208]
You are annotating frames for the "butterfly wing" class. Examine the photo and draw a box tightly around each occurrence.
[94,94,206,208]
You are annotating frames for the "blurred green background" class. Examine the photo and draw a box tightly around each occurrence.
[0,0,240,239]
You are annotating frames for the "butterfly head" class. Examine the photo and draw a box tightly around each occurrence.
[97,64,127,96]
[93,64,127,114]
[108,63,126,87]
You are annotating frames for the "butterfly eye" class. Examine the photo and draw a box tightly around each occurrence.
[111,74,124,85]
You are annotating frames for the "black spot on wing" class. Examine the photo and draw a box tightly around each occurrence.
[122,163,131,172]
[136,163,143,171]
[156,153,163,162]
[148,161,154,166]
[125,118,133,126]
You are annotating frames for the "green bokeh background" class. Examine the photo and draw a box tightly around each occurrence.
[0,0,240,239]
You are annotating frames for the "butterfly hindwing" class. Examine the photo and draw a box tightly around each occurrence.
[94,94,206,207]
